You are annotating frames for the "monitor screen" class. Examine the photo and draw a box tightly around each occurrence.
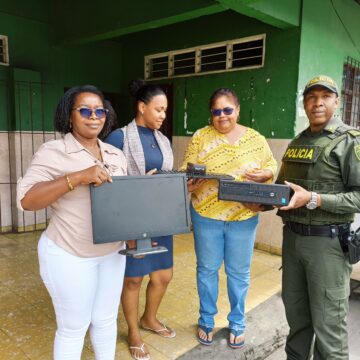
[90,174,191,244]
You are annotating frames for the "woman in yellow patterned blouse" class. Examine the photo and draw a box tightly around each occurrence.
[182,88,277,349]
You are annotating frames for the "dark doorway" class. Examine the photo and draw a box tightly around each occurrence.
[102,91,122,126]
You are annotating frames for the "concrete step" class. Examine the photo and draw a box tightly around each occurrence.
[178,292,288,360]
[178,287,360,360]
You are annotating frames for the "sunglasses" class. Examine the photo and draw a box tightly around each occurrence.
[72,107,109,119]
[210,107,234,116]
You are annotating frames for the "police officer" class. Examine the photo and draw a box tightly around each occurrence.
[277,75,360,360]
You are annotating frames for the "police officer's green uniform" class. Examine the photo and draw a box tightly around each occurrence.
[277,116,360,360]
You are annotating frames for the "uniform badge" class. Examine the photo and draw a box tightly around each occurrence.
[355,145,360,161]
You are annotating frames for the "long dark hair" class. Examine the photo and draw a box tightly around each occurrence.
[54,85,115,138]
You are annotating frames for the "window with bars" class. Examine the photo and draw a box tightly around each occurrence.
[0,35,9,66]
[149,56,168,78]
[173,51,196,76]
[144,34,265,80]
[341,56,360,129]
[201,45,227,72]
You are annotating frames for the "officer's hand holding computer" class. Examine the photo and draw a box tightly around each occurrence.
[279,180,319,211]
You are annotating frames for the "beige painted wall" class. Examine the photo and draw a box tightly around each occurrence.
[0,132,58,232]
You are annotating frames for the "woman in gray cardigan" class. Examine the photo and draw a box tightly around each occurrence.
[105,79,175,360]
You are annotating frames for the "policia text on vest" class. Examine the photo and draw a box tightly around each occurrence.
[283,145,320,162]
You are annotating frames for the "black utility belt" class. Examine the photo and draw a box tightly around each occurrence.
[285,221,350,237]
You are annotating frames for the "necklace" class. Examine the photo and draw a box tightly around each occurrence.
[82,143,102,161]
[72,133,103,162]
[89,147,102,161]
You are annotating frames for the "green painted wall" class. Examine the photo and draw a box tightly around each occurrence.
[0,11,123,131]
[295,0,360,134]
[0,68,11,131]
[119,11,301,139]
[2,0,358,137]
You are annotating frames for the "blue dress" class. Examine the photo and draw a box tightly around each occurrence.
[105,126,173,277]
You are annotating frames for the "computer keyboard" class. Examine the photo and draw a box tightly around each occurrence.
[155,170,234,180]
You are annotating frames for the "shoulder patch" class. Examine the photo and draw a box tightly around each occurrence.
[355,145,360,161]
[348,130,360,137]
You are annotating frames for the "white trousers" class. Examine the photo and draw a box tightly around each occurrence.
[38,233,126,360]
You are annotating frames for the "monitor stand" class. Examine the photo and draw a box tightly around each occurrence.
[119,238,168,257]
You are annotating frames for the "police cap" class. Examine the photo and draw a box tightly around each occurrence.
[303,75,339,97]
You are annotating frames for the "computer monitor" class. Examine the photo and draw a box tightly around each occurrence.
[90,174,191,257]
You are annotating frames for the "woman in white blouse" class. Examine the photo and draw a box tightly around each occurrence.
[17,85,127,360]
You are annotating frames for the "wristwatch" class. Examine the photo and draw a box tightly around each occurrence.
[306,192,318,210]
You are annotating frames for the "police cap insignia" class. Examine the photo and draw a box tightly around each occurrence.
[303,75,339,96]
[355,145,360,161]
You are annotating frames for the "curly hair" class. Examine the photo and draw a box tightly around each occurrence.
[54,85,116,138]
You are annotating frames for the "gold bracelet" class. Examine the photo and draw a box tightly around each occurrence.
[65,175,74,191]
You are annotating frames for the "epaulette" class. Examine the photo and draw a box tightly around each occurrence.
[327,124,359,139]
[323,126,360,157]
[348,129,360,137]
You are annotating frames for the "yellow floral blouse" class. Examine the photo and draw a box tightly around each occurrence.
[181,125,277,221]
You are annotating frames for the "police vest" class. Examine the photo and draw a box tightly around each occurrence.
[279,125,359,225]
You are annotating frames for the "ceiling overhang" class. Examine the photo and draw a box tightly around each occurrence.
[56,0,300,46]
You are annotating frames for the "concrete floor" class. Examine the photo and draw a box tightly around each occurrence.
[0,231,282,360]
[264,291,360,360]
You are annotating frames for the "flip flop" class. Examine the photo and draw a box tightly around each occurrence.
[197,325,213,346]
[228,328,245,349]
[129,343,150,360]
[141,321,176,338]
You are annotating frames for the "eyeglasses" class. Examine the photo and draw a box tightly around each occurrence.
[210,107,234,116]
[72,107,109,119]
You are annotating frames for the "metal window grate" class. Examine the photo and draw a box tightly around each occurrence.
[0,35,9,66]
[145,34,265,80]
[232,39,264,68]
[173,51,196,76]
[201,46,227,72]
[341,56,360,129]
[145,56,169,79]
